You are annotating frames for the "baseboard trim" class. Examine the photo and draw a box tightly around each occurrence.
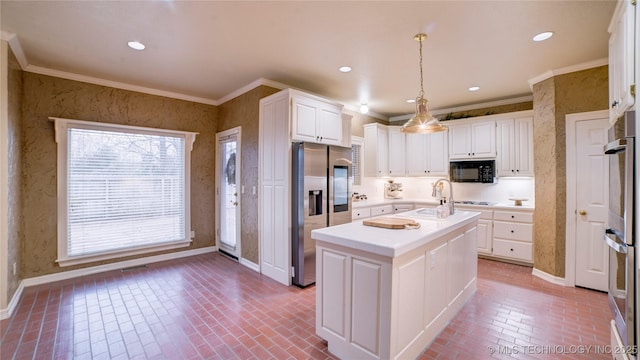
[0,281,25,320]
[532,267,567,286]
[240,257,260,273]
[22,247,216,288]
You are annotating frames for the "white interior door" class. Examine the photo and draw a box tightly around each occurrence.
[216,127,241,259]
[572,115,609,291]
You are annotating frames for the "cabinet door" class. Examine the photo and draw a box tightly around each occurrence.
[291,97,318,142]
[405,134,428,176]
[387,127,406,176]
[448,124,472,159]
[363,124,388,177]
[426,131,448,176]
[608,0,635,124]
[471,122,496,158]
[318,105,343,145]
[377,129,389,176]
[496,119,515,176]
[514,117,534,176]
[476,219,493,255]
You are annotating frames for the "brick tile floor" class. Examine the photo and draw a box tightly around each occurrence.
[1,254,611,359]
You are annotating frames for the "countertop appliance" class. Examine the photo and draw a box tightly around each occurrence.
[384,181,403,199]
[604,111,636,353]
[292,142,352,287]
[450,160,495,183]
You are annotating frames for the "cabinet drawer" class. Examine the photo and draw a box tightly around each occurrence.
[493,211,533,223]
[494,221,533,242]
[370,205,393,216]
[456,206,493,220]
[352,208,371,220]
[492,239,532,262]
[393,205,413,214]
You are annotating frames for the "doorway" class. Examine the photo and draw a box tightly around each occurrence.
[565,110,609,291]
[216,127,241,260]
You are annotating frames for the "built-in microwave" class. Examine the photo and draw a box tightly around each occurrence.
[450,160,495,183]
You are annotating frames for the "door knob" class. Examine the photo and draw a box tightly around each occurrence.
[578,209,587,215]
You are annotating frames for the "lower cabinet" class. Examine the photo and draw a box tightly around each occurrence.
[491,210,534,263]
[352,207,371,220]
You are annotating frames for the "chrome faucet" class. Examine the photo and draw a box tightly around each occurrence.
[432,178,455,214]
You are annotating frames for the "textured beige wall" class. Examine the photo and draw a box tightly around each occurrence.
[7,46,23,302]
[217,85,281,264]
[21,73,218,278]
[532,66,608,277]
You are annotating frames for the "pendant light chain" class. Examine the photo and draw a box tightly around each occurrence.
[418,36,424,98]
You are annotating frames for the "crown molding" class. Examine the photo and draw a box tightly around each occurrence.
[2,31,29,70]
[216,78,288,104]
[388,95,534,122]
[527,57,608,88]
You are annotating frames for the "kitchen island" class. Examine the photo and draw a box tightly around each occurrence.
[312,209,480,360]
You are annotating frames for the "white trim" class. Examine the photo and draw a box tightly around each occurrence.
[25,247,216,288]
[216,78,288,104]
[527,58,608,88]
[56,241,193,267]
[0,247,216,320]
[532,267,567,286]
[49,117,200,136]
[215,126,242,259]
[0,40,9,311]
[564,110,609,288]
[0,281,24,320]
[26,65,218,105]
[239,258,260,273]
[388,95,534,122]
[1,32,28,70]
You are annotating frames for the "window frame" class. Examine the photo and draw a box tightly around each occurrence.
[52,117,197,267]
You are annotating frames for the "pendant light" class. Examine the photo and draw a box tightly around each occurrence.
[400,34,447,134]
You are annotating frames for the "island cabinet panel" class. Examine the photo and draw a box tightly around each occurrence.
[424,243,449,327]
[320,250,348,338]
[395,255,427,353]
[315,216,478,360]
[351,258,383,356]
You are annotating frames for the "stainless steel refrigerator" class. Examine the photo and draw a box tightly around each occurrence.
[292,142,352,287]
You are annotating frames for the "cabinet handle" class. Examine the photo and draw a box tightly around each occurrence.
[516,169,519,173]
[510,248,514,252]
[468,153,471,156]
[611,100,619,108]
[511,169,515,173]
[510,230,515,233]
[511,215,515,219]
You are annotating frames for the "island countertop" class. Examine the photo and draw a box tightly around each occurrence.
[311,209,481,258]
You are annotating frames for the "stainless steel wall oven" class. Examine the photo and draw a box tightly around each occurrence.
[604,111,636,353]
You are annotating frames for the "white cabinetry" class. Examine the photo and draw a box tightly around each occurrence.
[405,131,448,176]
[496,113,534,177]
[492,210,534,263]
[387,127,406,176]
[393,204,413,214]
[363,123,389,177]
[291,92,349,147]
[608,0,635,124]
[448,120,496,159]
[352,207,371,220]
[370,205,393,217]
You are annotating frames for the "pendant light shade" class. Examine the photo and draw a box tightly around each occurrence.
[400,34,447,134]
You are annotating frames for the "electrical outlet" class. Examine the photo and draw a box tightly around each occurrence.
[190,231,195,238]
[12,262,16,276]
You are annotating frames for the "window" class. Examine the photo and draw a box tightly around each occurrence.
[53,117,197,266]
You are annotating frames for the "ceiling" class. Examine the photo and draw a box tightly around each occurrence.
[1,1,616,119]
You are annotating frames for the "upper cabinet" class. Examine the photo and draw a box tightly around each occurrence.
[405,131,448,176]
[363,123,389,177]
[387,127,406,177]
[448,120,496,159]
[291,92,350,147]
[496,113,534,177]
[608,0,636,124]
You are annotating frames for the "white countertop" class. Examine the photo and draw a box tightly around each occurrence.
[352,198,534,211]
[312,209,481,258]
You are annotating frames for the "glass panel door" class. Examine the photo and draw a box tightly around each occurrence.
[216,128,241,259]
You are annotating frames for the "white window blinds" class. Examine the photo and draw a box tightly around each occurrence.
[54,118,196,266]
[351,142,362,186]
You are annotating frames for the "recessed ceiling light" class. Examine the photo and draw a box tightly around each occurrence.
[339,66,352,73]
[360,104,369,114]
[532,31,553,42]
[127,41,146,50]
[468,86,480,92]
[406,99,416,103]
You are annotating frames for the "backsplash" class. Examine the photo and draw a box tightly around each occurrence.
[354,177,535,206]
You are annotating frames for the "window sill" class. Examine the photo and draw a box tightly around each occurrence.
[56,240,192,267]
